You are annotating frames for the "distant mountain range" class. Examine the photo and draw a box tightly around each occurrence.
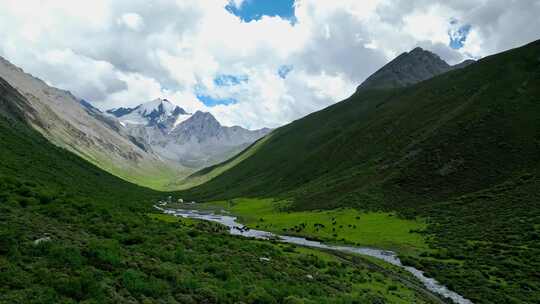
[0,57,270,189]
[106,98,271,168]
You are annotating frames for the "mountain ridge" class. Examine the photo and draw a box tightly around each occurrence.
[107,98,271,169]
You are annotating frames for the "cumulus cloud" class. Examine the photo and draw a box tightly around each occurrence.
[117,13,145,31]
[0,0,539,129]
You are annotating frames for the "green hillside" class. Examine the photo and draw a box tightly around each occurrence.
[181,40,540,303]
[0,77,438,303]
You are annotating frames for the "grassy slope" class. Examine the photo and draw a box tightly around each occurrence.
[182,40,539,207]
[0,78,436,303]
[89,152,186,191]
[181,40,540,303]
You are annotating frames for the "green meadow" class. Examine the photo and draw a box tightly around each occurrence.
[202,198,428,252]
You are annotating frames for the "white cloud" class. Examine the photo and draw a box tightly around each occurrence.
[0,0,539,130]
[402,5,454,44]
[117,13,144,31]
[229,0,246,9]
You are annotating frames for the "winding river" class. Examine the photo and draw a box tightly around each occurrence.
[155,203,472,304]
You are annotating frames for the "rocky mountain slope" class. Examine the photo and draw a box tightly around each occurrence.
[0,56,184,189]
[107,98,271,168]
[357,47,474,91]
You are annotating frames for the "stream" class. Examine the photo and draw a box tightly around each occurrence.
[155,203,472,304]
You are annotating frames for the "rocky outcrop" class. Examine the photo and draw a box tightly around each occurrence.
[357,47,474,91]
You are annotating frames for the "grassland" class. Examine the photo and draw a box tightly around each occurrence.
[201,198,427,252]
[93,154,187,191]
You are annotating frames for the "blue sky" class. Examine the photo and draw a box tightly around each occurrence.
[197,75,246,107]
[214,74,249,86]
[196,94,238,107]
[226,0,296,23]
[448,19,472,49]
[278,65,294,79]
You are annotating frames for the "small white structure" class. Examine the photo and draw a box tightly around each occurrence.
[259,257,271,262]
[177,198,184,203]
[33,236,51,245]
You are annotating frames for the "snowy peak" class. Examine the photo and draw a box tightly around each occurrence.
[107,98,188,128]
[106,99,271,168]
[137,98,180,117]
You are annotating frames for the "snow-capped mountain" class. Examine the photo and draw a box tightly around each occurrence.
[107,98,191,130]
[107,99,271,168]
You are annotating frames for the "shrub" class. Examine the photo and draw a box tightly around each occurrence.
[121,269,168,298]
[246,288,277,304]
[48,244,84,269]
[87,239,122,269]
[283,296,306,304]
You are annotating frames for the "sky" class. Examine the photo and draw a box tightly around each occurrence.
[0,0,539,130]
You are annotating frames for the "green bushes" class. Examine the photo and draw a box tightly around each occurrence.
[121,269,169,298]
[246,287,277,304]
[48,244,84,269]
[87,239,122,269]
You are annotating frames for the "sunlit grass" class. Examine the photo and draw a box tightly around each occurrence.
[203,198,428,252]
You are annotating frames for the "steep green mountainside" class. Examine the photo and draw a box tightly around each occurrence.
[0,77,436,303]
[0,78,158,203]
[182,39,540,207]
[181,40,540,303]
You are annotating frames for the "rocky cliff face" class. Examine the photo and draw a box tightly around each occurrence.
[108,99,271,168]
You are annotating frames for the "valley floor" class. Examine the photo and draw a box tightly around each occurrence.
[187,198,428,253]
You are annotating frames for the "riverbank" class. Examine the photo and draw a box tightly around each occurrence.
[156,203,473,304]
[170,198,429,253]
